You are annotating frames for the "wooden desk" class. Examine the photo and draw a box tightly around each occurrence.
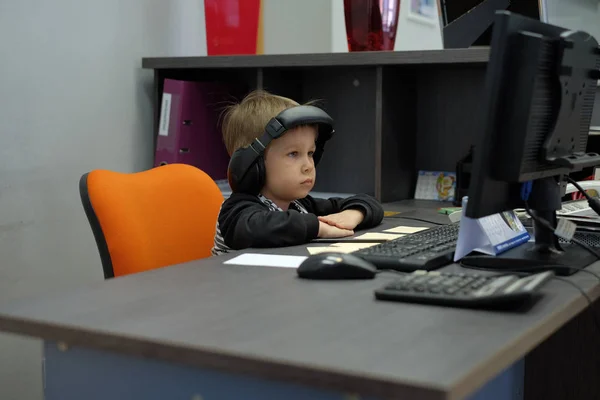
[0,203,599,400]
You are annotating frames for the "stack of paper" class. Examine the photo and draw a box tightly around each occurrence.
[354,232,404,240]
[305,226,428,255]
[382,226,428,234]
[306,242,379,255]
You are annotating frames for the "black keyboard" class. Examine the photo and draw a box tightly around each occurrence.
[374,270,554,309]
[354,223,460,271]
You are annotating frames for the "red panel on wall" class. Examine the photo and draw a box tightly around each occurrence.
[204,0,261,55]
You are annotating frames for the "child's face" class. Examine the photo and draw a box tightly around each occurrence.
[262,126,317,203]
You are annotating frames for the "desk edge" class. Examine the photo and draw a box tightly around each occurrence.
[0,316,447,400]
[448,283,600,400]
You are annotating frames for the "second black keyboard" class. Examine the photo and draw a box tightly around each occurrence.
[353,223,460,271]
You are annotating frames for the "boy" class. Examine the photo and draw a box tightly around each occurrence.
[212,90,383,255]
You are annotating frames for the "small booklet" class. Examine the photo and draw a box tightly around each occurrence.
[454,198,530,261]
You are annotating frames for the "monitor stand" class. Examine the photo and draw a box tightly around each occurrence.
[462,177,599,276]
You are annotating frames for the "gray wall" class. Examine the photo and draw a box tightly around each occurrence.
[262,0,333,54]
[545,0,600,42]
[544,0,600,126]
[0,1,204,399]
[0,1,598,399]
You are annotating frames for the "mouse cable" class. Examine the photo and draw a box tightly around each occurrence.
[459,262,600,336]
[565,176,600,217]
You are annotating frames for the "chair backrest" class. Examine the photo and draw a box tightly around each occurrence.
[79,164,224,278]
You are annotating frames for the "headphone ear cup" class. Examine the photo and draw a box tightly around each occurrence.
[227,151,242,192]
[313,146,324,166]
[255,156,266,194]
[227,150,255,194]
[227,147,264,194]
[237,157,264,195]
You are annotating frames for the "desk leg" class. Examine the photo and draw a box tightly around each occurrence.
[43,341,522,400]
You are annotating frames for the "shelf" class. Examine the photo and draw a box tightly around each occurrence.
[142,48,490,70]
[143,47,501,202]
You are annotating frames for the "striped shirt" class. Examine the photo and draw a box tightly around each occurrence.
[211,195,309,256]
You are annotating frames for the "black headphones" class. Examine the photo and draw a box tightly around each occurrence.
[227,105,335,195]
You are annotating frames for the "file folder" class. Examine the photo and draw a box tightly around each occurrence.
[155,79,233,180]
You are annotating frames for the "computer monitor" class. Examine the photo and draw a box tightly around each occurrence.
[463,11,600,275]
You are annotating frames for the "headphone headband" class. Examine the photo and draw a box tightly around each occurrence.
[227,105,335,194]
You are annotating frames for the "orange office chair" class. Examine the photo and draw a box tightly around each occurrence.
[79,164,224,279]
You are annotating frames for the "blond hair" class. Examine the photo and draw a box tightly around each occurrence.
[221,90,299,156]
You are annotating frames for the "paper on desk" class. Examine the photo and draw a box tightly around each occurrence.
[224,253,307,268]
[306,247,340,255]
[306,242,379,255]
[354,232,404,240]
[384,225,428,234]
[331,242,378,251]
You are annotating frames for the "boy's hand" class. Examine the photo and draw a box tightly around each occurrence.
[318,209,364,230]
[318,221,354,238]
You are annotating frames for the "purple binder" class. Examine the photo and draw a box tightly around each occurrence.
[155,79,232,180]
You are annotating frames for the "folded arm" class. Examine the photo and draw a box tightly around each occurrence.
[299,194,384,230]
[219,194,320,249]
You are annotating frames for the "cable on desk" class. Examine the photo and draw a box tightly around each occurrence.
[551,276,600,335]
[566,176,600,217]
[523,200,600,261]
[458,262,600,283]
[552,276,595,305]
[458,262,600,336]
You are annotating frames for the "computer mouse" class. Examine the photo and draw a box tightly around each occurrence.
[297,253,377,280]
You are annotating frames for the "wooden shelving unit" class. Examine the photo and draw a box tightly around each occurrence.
[142,48,598,202]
